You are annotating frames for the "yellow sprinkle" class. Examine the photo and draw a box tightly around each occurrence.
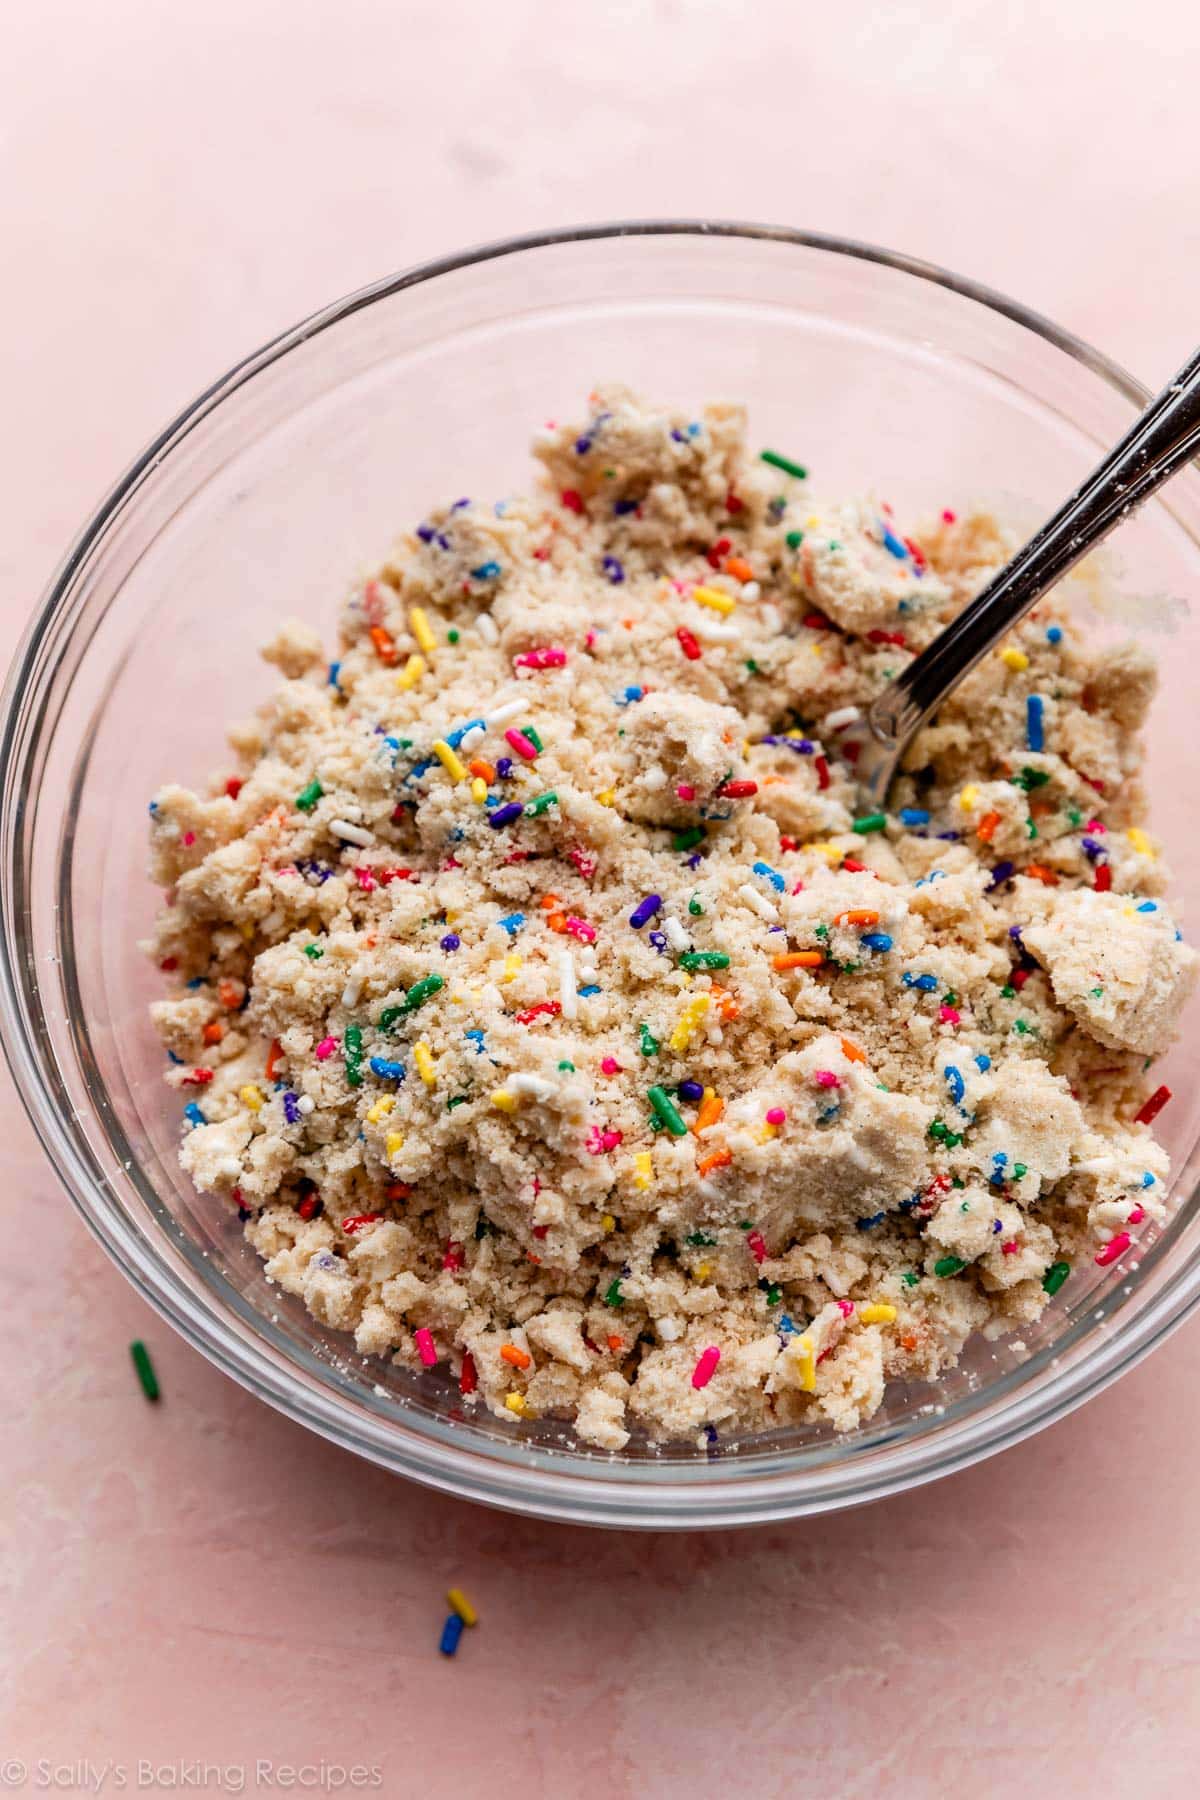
[692,584,736,615]
[959,784,979,811]
[409,606,437,654]
[668,992,711,1053]
[695,1263,711,1281]
[601,1212,617,1232]
[596,788,616,807]
[859,1303,898,1325]
[502,953,522,982]
[806,513,819,528]
[785,728,805,739]
[806,841,842,864]
[385,1130,405,1158]
[447,1588,478,1627]
[396,653,426,691]
[1000,646,1029,672]
[794,1333,817,1392]
[470,776,488,804]
[450,990,467,1005]
[366,1096,394,1124]
[1127,826,1156,858]
[432,738,467,783]
[633,1152,653,1191]
[504,1392,529,1416]
[239,1084,264,1113]
[755,1123,778,1143]
[414,1041,436,1086]
[239,921,255,942]
[491,1089,518,1113]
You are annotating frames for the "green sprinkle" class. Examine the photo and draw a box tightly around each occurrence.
[647,1085,688,1137]
[764,1284,782,1306]
[688,894,704,916]
[761,449,809,480]
[901,1270,919,1288]
[1013,1162,1027,1179]
[934,1256,966,1278]
[1067,807,1083,826]
[1014,1019,1030,1035]
[604,1279,624,1308]
[673,826,706,852]
[402,974,445,1012]
[130,1339,160,1402]
[446,1094,469,1109]
[524,791,559,816]
[1000,984,1016,999]
[447,628,460,644]
[1090,985,1104,998]
[303,944,323,960]
[686,1231,718,1247]
[745,660,759,674]
[943,991,958,1008]
[852,812,888,835]
[344,1025,363,1054]
[785,530,804,549]
[639,1023,659,1057]
[1013,766,1051,791]
[1026,819,1038,839]
[557,1059,576,1072]
[814,924,829,940]
[678,951,730,971]
[379,1005,404,1030]
[296,778,323,813]
[523,724,544,752]
[1043,1260,1071,1296]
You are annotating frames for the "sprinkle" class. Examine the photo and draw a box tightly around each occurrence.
[329,817,373,846]
[385,1131,405,1158]
[676,626,702,660]
[130,1340,160,1401]
[365,1096,393,1124]
[738,881,777,920]
[432,739,467,783]
[1135,1084,1171,1126]
[814,754,831,790]
[766,1107,787,1127]
[505,727,540,762]
[630,894,662,929]
[447,1588,477,1628]
[504,1392,529,1417]
[696,1147,732,1176]
[673,827,706,852]
[694,1091,725,1134]
[1095,1231,1131,1267]
[602,555,625,584]
[852,812,888,835]
[633,1151,654,1189]
[861,933,893,953]
[759,448,808,479]
[648,1085,688,1136]
[240,1084,264,1112]
[639,1024,660,1056]
[988,861,1016,889]
[903,972,938,991]
[823,705,861,732]
[940,1005,961,1026]
[814,1070,841,1089]
[753,860,786,892]
[439,1613,465,1658]
[410,607,437,654]
[772,950,824,970]
[397,653,426,690]
[559,950,578,1020]
[1026,694,1045,752]
[296,778,323,812]
[605,1279,624,1308]
[414,1327,438,1367]
[500,1343,532,1370]
[934,1256,966,1278]
[793,1334,817,1392]
[859,1304,897,1325]
[1127,826,1156,858]
[369,625,398,664]
[369,1057,406,1080]
[490,1089,518,1113]
[678,951,730,970]
[669,993,711,1053]
[663,914,690,949]
[977,811,1001,843]
[470,561,502,581]
[1046,624,1063,644]
[488,801,524,829]
[899,807,930,827]
[959,785,979,811]
[720,779,758,800]
[413,1042,436,1086]
[524,791,558,816]
[1001,646,1030,671]
[691,1346,721,1389]
[692,584,736,615]
[402,975,444,1013]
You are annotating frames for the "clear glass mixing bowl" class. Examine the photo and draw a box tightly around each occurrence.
[4,223,1200,1528]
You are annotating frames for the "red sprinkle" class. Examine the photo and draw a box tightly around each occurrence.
[939,1005,961,1026]
[181,1068,213,1087]
[803,612,834,631]
[160,956,178,972]
[297,1192,321,1222]
[442,1241,465,1270]
[560,488,584,513]
[225,777,243,799]
[867,628,907,647]
[840,857,869,874]
[903,537,927,571]
[705,537,732,569]
[725,492,745,514]
[1135,1085,1171,1127]
[766,1107,787,1127]
[836,1300,855,1318]
[342,1212,382,1234]
[815,754,831,791]
[353,866,377,892]
[718,780,758,799]
[568,845,598,882]
[515,1001,562,1025]
[746,1230,767,1265]
[1001,1240,1020,1256]
[514,646,568,670]
[600,1057,623,1076]
[459,1351,478,1395]
[1094,863,1112,892]
[1095,1230,1132,1266]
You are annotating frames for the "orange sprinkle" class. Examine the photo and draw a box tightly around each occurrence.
[724,555,755,583]
[217,978,243,1010]
[369,625,398,665]
[901,1333,919,1352]
[694,1093,725,1135]
[265,1039,284,1080]
[540,894,562,910]
[840,1037,867,1064]
[773,950,825,970]
[386,1181,413,1201]
[606,1335,624,1354]
[697,1147,733,1176]
[976,811,1001,843]
[468,758,496,783]
[202,1021,224,1046]
[708,983,740,1022]
[834,909,880,927]
[1030,798,1054,820]
[1024,863,1060,886]
[547,911,568,933]
[500,1344,532,1370]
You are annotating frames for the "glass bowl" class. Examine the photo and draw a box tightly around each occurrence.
[4,222,1200,1529]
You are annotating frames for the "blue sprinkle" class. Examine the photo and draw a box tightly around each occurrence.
[369,1057,406,1081]
[1026,694,1045,752]
[975,1053,992,1072]
[166,1050,183,1065]
[856,1210,886,1232]
[440,933,461,952]
[899,807,930,827]
[903,972,939,991]
[1046,625,1063,644]
[283,1092,301,1125]
[993,1219,1004,1232]
[618,685,644,705]
[988,861,1015,889]
[613,498,638,516]
[602,556,626,584]
[328,661,341,689]
[494,500,508,516]
[936,830,963,842]
[470,561,501,581]
[579,984,601,997]
[186,978,203,990]
[944,1065,966,1106]
[498,913,525,936]
[148,800,158,814]
[1143,1171,1156,1186]
[861,932,893,953]
[753,860,786,893]
[435,532,452,552]
[440,1613,465,1657]
[880,523,908,559]
[678,1080,704,1102]
[183,1103,206,1128]
[1137,901,1157,913]
[899,1195,920,1214]
[1008,925,1023,942]
[992,1151,1008,1173]
[446,719,486,750]
[670,428,686,443]
[464,1030,486,1053]
[488,802,524,829]
[687,422,702,438]
[779,1314,797,1335]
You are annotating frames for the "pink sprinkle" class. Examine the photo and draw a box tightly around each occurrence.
[1087,818,1106,834]
[766,1107,787,1127]
[414,1327,438,1367]
[1128,1205,1146,1225]
[676,783,697,801]
[587,1126,623,1155]
[315,1037,338,1060]
[836,1299,855,1317]
[514,646,568,669]
[1001,1240,1020,1256]
[353,866,377,892]
[568,844,598,881]
[939,1005,961,1025]
[747,1230,767,1265]
[814,1070,842,1089]
[791,880,805,895]
[601,1056,622,1076]
[692,1346,721,1389]
[182,831,196,846]
[505,727,540,761]
[942,508,957,524]
[564,916,597,943]
[442,1242,464,1271]
[1095,1230,1132,1267]
[585,630,597,650]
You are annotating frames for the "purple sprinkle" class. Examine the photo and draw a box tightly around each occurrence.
[1080,836,1104,861]
[993,1219,1004,1233]
[686,853,703,870]
[648,930,669,955]
[671,428,686,442]
[936,830,963,842]
[629,894,663,929]
[678,1080,704,1102]
[613,498,638,516]
[989,861,1016,888]
[488,802,524,829]
[1008,924,1024,942]
[603,556,625,584]
[495,756,514,779]
[436,532,452,551]
[451,497,471,510]
[416,524,435,543]
[575,436,592,455]
[440,933,461,952]
[283,1092,301,1125]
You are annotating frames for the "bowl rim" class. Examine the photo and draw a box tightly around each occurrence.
[4,216,1197,1529]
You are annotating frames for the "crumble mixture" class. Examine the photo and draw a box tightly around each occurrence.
[146,387,1196,1451]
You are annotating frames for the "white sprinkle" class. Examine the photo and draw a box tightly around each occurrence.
[737,881,778,920]
[341,976,363,1008]
[559,949,578,1020]
[485,696,526,727]
[297,1094,316,1115]
[329,818,373,846]
[475,613,499,645]
[460,724,486,754]
[691,617,741,642]
[510,1072,554,1101]
[663,915,689,951]
[740,581,761,602]
[823,705,861,732]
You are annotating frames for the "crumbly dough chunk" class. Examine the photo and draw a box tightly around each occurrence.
[145,386,1190,1451]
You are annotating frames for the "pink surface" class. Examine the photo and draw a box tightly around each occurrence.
[3,4,1199,1794]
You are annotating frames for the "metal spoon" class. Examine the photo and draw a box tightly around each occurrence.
[854,343,1200,811]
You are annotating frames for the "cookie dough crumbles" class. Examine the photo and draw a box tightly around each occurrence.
[146,387,1196,1451]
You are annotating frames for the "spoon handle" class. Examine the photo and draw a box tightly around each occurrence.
[867,342,1200,749]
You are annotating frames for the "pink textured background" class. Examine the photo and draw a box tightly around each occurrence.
[4,4,1199,1795]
